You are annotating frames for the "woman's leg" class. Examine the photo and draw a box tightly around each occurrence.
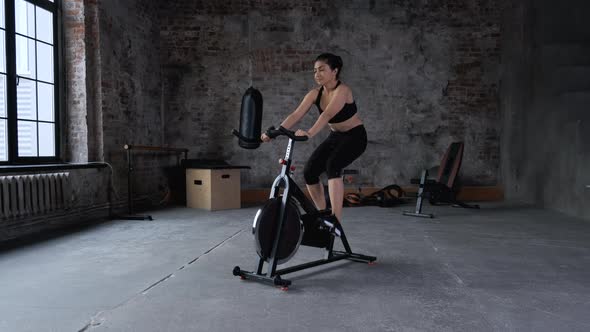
[306,183,326,210]
[304,133,336,211]
[327,177,344,221]
[325,126,368,223]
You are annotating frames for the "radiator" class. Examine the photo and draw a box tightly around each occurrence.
[0,172,70,219]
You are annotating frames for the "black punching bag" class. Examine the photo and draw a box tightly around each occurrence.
[236,87,263,149]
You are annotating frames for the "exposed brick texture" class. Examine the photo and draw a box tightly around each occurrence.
[63,0,88,163]
[10,0,590,239]
[64,1,177,211]
[98,1,177,206]
[159,0,504,187]
[4,0,513,241]
[64,0,506,206]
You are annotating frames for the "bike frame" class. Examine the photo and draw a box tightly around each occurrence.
[233,128,376,288]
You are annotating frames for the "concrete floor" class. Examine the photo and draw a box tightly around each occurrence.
[1,203,590,332]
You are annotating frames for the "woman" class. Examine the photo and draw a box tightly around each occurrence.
[261,53,367,227]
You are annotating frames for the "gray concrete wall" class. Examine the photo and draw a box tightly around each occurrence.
[159,0,503,189]
[499,0,533,203]
[501,0,590,219]
[99,1,178,208]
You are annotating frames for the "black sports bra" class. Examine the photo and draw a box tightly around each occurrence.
[315,81,357,124]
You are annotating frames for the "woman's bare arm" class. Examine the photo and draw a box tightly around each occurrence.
[280,90,317,130]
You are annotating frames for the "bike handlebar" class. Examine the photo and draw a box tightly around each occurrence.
[266,126,309,141]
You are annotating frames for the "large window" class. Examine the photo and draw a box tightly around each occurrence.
[0,0,59,163]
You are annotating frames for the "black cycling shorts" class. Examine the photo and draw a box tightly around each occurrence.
[303,125,367,184]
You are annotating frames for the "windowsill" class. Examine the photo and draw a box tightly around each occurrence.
[0,162,108,173]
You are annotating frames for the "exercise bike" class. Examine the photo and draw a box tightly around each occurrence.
[231,125,376,289]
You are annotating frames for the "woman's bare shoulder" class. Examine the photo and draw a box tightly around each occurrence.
[337,82,352,93]
[310,86,322,94]
[336,82,353,101]
[305,87,321,99]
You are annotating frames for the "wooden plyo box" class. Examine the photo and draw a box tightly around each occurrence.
[186,168,241,211]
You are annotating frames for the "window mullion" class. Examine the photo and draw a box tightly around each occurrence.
[53,0,59,160]
[5,0,17,162]
[34,4,37,157]
[5,0,60,163]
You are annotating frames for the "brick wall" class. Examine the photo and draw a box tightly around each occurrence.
[5,0,509,240]
[99,1,178,207]
[64,0,507,205]
[63,0,184,214]
[67,0,507,202]
[63,0,88,163]
[159,0,504,188]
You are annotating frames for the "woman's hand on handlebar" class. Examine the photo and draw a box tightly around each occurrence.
[262,126,308,141]
[260,133,271,143]
[295,129,310,138]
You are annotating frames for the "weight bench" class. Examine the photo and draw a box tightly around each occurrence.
[403,141,480,218]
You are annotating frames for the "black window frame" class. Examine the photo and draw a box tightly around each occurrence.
[1,0,61,165]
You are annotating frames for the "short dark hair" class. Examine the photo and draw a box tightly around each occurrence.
[315,53,343,79]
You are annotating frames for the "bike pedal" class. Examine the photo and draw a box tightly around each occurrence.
[322,220,334,228]
[332,227,341,237]
[322,219,341,237]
